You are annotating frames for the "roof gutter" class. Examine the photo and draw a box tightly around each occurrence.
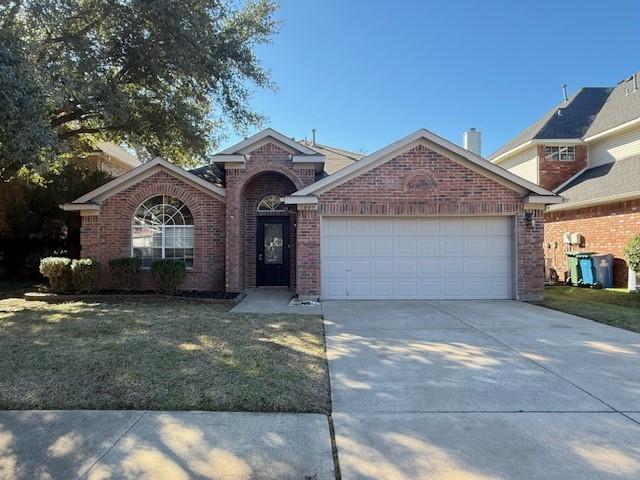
[547,190,640,211]
[490,138,585,163]
[583,117,640,142]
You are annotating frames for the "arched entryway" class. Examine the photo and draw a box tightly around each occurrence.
[240,171,299,289]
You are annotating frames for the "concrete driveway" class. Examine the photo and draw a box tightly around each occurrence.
[323,300,640,479]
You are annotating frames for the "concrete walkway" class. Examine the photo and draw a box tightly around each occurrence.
[230,287,322,315]
[324,300,640,479]
[0,411,334,480]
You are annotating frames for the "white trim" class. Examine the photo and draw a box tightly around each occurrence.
[546,190,640,211]
[552,166,590,193]
[218,128,318,155]
[292,154,325,163]
[282,195,318,205]
[291,128,556,199]
[524,195,564,204]
[584,117,640,142]
[71,157,226,205]
[212,154,246,163]
[60,203,100,212]
[490,138,584,163]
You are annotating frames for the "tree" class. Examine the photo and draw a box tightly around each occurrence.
[0,0,279,178]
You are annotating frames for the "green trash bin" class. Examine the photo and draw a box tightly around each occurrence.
[566,252,595,286]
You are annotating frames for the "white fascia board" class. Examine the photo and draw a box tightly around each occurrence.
[292,154,325,163]
[211,154,245,163]
[489,141,534,163]
[219,128,317,155]
[546,190,640,211]
[584,117,640,142]
[97,142,141,168]
[552,166,589,193]
[60,203,101,211]
[282,195,318,205]
[524,195,564,205]
[292,128,557,198]
[72,157,226,204]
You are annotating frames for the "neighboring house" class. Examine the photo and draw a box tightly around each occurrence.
[490,72,640,287]
[73,142,142,176]
[63,128,559,300]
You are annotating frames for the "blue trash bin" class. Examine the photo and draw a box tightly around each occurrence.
[591,254,614,288]
[577,254,595,286]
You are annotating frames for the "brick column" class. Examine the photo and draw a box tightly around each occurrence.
[296,206,320,300]
[225,169,243,292]
[516,210,545,301]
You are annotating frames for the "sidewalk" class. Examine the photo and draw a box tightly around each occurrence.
[0,410,334,479]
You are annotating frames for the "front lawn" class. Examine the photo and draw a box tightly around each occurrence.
[533,286,640,333]
[0,298,329,412]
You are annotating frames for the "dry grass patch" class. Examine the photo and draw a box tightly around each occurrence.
[0,298,329,412]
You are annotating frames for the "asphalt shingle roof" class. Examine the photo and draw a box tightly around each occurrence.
[189,163,225,187]
[556,155,640,205]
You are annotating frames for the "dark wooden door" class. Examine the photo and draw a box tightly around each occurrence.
[256,217,290,286]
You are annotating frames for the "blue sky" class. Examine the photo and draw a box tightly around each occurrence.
[221,0,639,157]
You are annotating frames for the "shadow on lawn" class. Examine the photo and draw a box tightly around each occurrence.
[0,298,330,413]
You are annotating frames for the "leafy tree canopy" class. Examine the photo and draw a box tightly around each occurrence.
[0,0,279,178]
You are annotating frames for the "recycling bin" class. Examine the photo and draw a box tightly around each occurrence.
[591,253,614,288]
[566,252,595,286]
[577,254,595,286]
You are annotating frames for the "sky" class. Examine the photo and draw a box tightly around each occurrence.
[220,0,639,157]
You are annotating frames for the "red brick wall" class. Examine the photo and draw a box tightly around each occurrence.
[224,142,316,291]
[537,144,587,191]
[544,199,640,286]
[242,172,297,288]
[296,143,544,300]
[80,169,226,291]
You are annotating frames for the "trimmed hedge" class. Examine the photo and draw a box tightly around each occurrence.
[108,257,140,292]
[71,259,101,293]
[39,257,72,293]
[151,259,186,295]
[624,234,640,273]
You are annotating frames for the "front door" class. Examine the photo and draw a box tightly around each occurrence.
[256,216,290,286]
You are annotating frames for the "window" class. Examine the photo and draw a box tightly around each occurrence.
[544,146,575,161]
[257,195,286,214]
[132,195,194,268]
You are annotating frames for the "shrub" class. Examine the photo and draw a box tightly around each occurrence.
[71,259,101,293]
[39,257,72,293]
[151,259,186,295]
[108,257,140,292]
[623,234,640,273]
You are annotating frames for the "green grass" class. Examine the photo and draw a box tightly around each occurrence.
[532,286,640,333]
[0,297,330,412]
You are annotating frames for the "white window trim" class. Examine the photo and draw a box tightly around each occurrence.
[131,195,195,270]
[545,145,576,161]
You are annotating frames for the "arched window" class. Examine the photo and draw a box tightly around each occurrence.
[132,195,194,268]
[257,195,286,214]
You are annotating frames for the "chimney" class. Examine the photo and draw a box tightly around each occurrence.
[311,128,317,146]
[463,128,482,156]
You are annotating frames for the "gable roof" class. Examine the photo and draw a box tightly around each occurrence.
[218,128,319,156]
[298,140,365,175]
[549,155,640,210]
[290,128,558,200]
[63,157,226,211]
[490,87,613,160]
[585,74,640,138]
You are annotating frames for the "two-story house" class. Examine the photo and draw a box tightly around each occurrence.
[490,73,640,287]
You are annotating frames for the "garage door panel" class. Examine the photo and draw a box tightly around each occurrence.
[321,216,513,300]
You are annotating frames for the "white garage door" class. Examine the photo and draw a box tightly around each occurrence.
[321,216,514,300]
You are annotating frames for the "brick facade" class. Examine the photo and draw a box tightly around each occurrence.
[296,144,545,300]
[80,170,225,290]
[537,144,587,191]
[223,142,316,292]
[77,139,549,300]
[543,199,640,286]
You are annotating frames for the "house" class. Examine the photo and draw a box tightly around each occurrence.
[63,128,560,300]
[76,142,142,176]
[489,72,640,287]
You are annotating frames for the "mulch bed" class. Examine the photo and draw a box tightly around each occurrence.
[24,290,244,305]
